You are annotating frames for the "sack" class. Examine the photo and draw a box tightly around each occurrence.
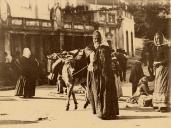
[138,95,152,107]
[47,73,54,80]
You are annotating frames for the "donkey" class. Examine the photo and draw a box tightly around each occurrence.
[49,50,90,111]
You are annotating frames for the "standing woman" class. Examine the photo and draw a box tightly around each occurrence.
[152,32,169,112]
[15,48,39,98]
[86,30,119,120]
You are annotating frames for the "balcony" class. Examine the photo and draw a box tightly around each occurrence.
[0,15,95,33]
[0,16,53,32]
[0,10,122,33]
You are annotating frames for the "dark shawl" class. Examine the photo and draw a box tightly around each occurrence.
[87,45,119,120]
[15,56,38,97]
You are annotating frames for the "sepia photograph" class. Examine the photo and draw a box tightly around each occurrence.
[0,0,171,127]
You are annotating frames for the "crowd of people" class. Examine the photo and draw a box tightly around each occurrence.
[1,30,170,120]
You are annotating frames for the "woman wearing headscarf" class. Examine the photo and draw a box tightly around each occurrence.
[85,30,119,120]
[152,32,169,112]
[15,48,39,98]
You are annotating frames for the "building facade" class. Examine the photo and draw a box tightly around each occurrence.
[0,0,135,64]
[90,4,135,56]
[0,0,94,63]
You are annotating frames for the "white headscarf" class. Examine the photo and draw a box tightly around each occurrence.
[23,48,31,58]
[154,32,167,46]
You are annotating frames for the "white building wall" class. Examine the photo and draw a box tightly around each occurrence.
[134,37,144,49]
[122,11,135,56]
[1,0,135,56]
[7,0,37,18]
[98,26,106,43]
[7,0,51,19]
[5,0,89,19]
[5,0,81,20]
[118,25,124,49]
[36,0,50,19]
[110,29,115,49]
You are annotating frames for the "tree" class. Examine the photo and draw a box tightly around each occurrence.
[126,3,170,39]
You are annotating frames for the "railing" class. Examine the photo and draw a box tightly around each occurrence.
[1,16,95,32]
[63,21,95,31]
[5,16,53,31]
[1,10,123,32]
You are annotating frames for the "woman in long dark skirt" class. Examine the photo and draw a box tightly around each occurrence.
[15,48,39,98]
[86,30,119,120]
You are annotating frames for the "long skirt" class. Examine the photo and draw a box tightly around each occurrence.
[15,75,36,97]
[15,75,26,96]
[87,71,119,120]
[153,65,169,108]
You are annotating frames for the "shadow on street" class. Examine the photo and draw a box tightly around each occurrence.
[0,120,38,125]
[119,115,169,120]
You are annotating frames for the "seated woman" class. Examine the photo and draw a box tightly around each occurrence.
[127,76,153,106]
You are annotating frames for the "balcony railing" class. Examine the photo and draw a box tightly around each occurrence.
[0,10,123,32]
[1,16,95,32]
[4,16,53,31]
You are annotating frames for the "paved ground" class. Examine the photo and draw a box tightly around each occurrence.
[0,84,171,128]
[0,66,171,128]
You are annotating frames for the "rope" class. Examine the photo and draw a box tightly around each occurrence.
[51,50,89,77]
[72,65,88,77]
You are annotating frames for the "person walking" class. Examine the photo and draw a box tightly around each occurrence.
[86,30,119,120]
[15,48,39,98]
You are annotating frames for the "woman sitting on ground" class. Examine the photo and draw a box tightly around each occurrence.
[127,76,153,105]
